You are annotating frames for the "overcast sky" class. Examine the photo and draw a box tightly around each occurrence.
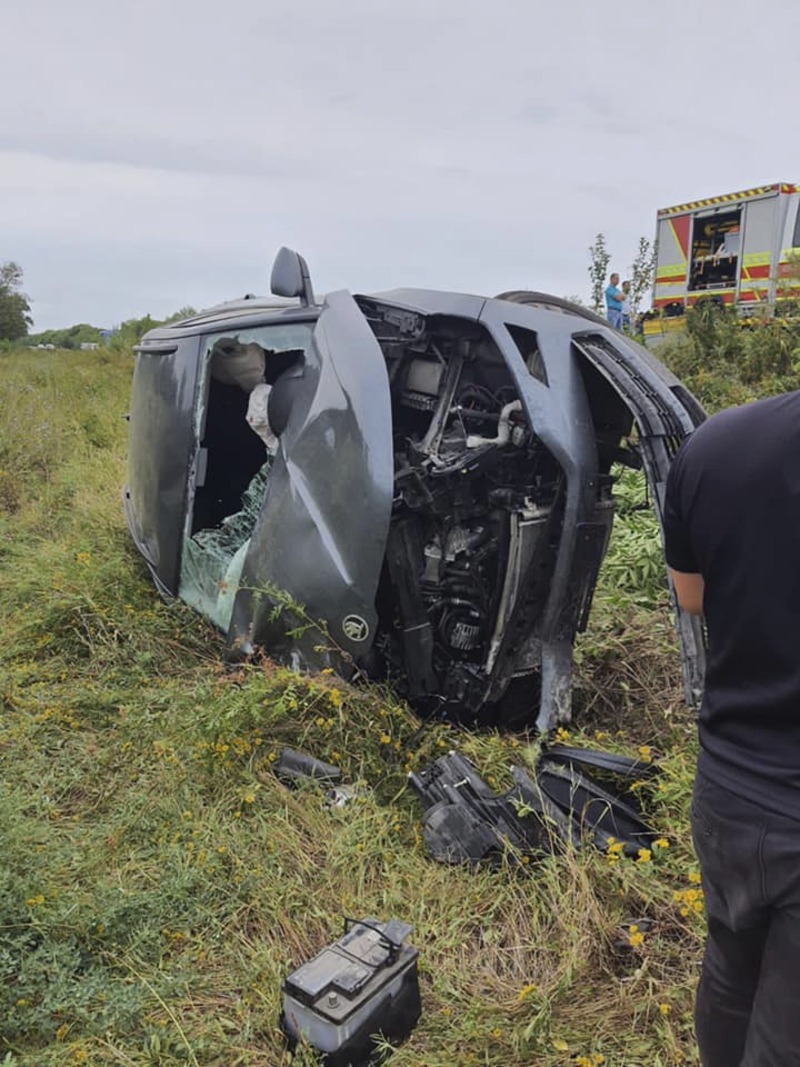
[2,0,799,330]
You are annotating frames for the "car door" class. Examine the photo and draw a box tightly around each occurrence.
[227,290,394,664]
[124,334,202,596]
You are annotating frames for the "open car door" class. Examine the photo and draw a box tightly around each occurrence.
[571,333,707,706]
[227,290,394,666]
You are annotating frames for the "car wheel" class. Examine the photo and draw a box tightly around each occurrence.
[494,290,608,328]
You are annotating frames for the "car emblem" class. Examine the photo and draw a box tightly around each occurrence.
[342,615,370,642]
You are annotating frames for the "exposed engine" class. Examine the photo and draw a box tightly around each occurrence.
[360,306,566,722]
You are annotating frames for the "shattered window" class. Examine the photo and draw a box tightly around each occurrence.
[179,462,272,631]
[177,321,314,632]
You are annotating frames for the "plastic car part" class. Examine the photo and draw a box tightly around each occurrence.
[535,760,655,856]
[409,749,655,866]
[275,748,343,787]
[271,246,316,306]
[409,751,575,865]
[541,743,660,780]
[281,918,420,1067]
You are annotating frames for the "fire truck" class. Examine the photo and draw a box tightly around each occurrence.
[644,182,800,339]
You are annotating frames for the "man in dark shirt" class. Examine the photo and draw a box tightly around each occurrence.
[663,390,800,1067]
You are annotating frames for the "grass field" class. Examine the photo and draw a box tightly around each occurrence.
[0,346,706,1066]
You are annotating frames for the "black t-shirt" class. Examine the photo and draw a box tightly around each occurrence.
[664,390,800,820]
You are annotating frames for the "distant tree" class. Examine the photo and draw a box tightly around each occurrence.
[109,315,161,350]
[628,236,657,319]
[0,262,33,340]
[163,306,198,324]
[588,234,611,314]
[26,323,104,350]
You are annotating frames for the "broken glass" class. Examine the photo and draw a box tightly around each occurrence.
[179,461,272,631]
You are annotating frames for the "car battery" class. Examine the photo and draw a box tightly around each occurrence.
[281,918,421,1066]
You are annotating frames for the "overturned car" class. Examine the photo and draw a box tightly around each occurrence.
[124,248,705,731]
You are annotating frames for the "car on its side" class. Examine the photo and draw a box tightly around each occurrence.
[124,248,705,731]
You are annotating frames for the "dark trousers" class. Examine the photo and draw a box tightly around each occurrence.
[691,770,800,1066]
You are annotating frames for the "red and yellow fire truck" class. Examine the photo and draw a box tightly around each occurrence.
[644,182,800,338]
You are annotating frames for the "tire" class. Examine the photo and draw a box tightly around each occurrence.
[494,289,609,328]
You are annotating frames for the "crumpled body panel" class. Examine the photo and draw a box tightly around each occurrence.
[227,291,394,661]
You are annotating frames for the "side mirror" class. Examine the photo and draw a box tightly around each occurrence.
[270,247,316,307]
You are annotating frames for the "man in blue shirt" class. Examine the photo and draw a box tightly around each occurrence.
[604,273,624,328]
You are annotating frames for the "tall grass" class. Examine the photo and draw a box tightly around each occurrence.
[0,347,705,1066]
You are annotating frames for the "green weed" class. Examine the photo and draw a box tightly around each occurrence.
[0,345,714,1066]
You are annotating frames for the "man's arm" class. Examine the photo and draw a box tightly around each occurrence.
[669,569,704,615]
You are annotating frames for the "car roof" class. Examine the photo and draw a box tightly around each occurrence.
[173,294,302,325]
[140,295,316,342]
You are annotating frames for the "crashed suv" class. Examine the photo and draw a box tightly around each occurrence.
[124,248,705,731]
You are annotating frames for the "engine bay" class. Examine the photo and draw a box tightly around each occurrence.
[357,303,576,723]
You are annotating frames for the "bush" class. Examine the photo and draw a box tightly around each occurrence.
[657,308,800,413]
[740,319,800,385]
[684,301,745,365]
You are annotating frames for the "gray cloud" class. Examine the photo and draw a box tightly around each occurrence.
[1,0,798,328]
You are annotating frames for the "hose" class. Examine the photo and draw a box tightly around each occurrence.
[465,400,522,449]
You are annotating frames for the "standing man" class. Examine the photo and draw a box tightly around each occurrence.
[663,391,800,1066]
[620,280,632,331]
[605,273,624,328]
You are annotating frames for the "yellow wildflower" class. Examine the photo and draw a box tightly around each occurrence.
[627,923,645,948]
[517,982,537,1001]
[637,848,652,863]
[659,1002,670,1016]
[653,837,670,849]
